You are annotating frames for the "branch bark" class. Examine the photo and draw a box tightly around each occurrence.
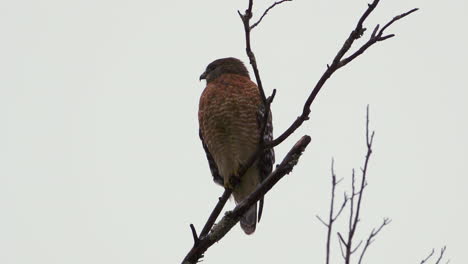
[182,136,311,264]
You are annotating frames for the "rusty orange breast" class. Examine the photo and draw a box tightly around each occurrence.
[198,74,261,179]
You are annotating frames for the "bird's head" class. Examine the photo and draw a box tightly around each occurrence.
[199,57,250,83]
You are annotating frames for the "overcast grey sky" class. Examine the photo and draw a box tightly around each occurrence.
[0,0,467,263]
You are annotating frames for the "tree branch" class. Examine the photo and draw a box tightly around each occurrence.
[352,107,373,230]
[250,0,292,30]
[435,246,447,264]
[357,218,391,264]
[199,189,232,238]
[420,249,436,264]
[320,106,387,264]
[338,7,419,69]
[419,246,449,264]
[317,158,349,264]
[238,0,267,104]
[182,136,311,264]
[267,0,418,148]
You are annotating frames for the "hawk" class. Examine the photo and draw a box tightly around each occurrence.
[198,57,275,234]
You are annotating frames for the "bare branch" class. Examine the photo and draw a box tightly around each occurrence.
[332,195,348,222]
[338,106,376,264]
[419,246,449,264]
[189,224,199,246]
[251,0,292,30]
[238,1,267,104]
[380,8,419,35]
[321,157,346,264]
[351,240,363,254]
[435,246,447,264]
[338,232,347,247]
[267,0,417,148]
[199,189,232,238]
[349,169,356,231]
[338,8,419,68]
[351,240,362,254]
[420,249,435,264]
[358,218,392,264]
[316,215,329,227]
[338,232,347,259]
[182,136,311,264]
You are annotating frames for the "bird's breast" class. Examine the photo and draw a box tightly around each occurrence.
[199,75,261,178]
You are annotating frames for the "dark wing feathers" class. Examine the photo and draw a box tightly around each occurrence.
[256,103,275,222]
[199,129,223,186]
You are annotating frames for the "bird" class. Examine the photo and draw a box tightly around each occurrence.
[198,57,275,234]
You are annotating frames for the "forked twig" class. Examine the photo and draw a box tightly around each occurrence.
[251,0,292,30]
[357,218,391,264]
[267,1,417,148]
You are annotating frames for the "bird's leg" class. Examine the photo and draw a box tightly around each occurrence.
[228,161,251,190]
[227,174,241,190]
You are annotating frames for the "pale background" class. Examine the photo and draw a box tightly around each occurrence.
[0,0,466,263]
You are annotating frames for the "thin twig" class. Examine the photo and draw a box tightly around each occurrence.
[189,224,199,246]
[316,215,329,227]
[250,0,292,30]
[325,158,337,264]
[420,246,449,264]
[357,218,391,264]
[351,240,363,254]
[420,249,435,264]
[320,158,348,264]
[435,246,447,264]
[199,189,232,238]
[338,232,347,259]
[338,7,419,68]
[333,194,349,222]
[349,169,356,231]
[238,0,267,104]
[340,106,375,264]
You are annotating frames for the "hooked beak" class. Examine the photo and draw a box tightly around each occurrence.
[199,71,207,81]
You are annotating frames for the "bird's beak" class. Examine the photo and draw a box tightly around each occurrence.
[199,71,207,81]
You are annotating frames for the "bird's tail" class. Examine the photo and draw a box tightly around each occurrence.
[232,165,260,235]
[240,203,257,235]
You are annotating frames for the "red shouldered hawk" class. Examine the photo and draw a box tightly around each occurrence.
[198,57,275,235]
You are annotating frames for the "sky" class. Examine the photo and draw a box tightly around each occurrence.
[0,0,467,263]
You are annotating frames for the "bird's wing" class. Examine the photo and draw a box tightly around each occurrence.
[256,103,275,222]
[199,129,223,186]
